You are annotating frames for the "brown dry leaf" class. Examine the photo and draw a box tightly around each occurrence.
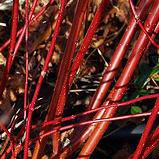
[9,89,17,102]
[52,51,60,64]
[104,0,129,24]
[116,0,129,23]
[0,74,25,104]
[28,6,59,53]
[28,149,32,158]
[92,38,104,48]
[61,128,74,147]
[0,52,6,66]
[151,73,159,80]
[41,155,49,159]
[0,98,11,125]
[92,0,102,7]
[91,0,129,49]
[9,74,25,90]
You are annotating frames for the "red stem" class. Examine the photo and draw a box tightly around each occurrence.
[60,0,153,157]
[0,124,11,139]
[0,0,39,99]
[23,1,65,158]
[129,0,159,49]
[0,0,54,102]
[9,109,158,159]
[9,0,19,54]
[145,21,159,52]
[142,126,159,158]
[78,0,159,157]
[1,144,12,159]
[24,0,29,119]
[0,0,54,53]
[59,0,112,155]
[0,0,19,99]
[69,0,111,86]
[36,0,89,156]
[11,0,53,63]
[132,95,159,159]
[31,111,159,147]
[31,93,159,130]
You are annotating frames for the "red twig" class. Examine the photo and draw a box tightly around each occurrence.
[31,93,159,130]
[31,111,159,147]
[22,0,29,156]
[69,0,111,86]
[0,0,38,99]
[78,0,159,157]
[0,0,19,99]
[0,0,158,158]
[24,0,29,119]
[0,0,53,100]
[11,0,53,63]
[7,109,158,158]
[0,0,54,53]
[9,0,19,54]
[142,125,159,158]
[60,0,153,157]
[23,1,65,158]
[32,0,90,157]
[0,124,11,139]
[1,144,12,159]
[132,95,159,158]
[129,0,159,49]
